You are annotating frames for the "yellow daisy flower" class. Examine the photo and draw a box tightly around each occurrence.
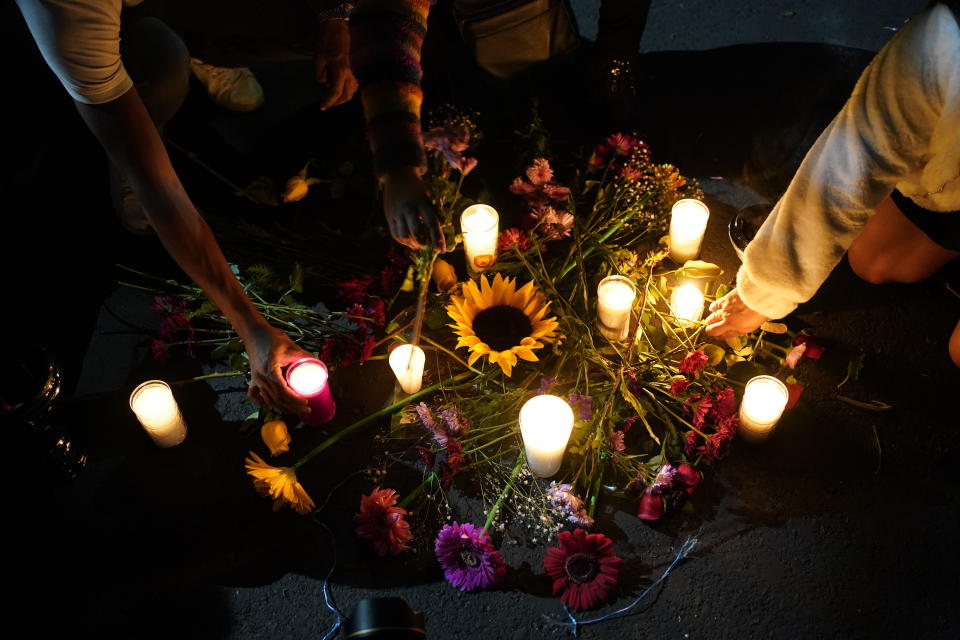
[446,273,560,376]
[245,451,316,515]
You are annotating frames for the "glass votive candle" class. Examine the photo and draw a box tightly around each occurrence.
[389,344,426,395]
[519,394,575,477]
[739,375,789,442]
[669,199,710,263]
[596,275,637,341]
[460,204,499,275]
[129,380,187,448]
[671,282,705,328]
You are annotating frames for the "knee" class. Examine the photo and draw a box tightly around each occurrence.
[847,245,897,284]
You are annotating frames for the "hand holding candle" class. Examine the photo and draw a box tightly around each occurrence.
[129,380,187,448]
[739,375,788,442]
[597,275,637,341]
[520,394,575,477]
[460,204,499,275]
[285,357,336,426]
[669,199,710,263]
[389,344,426,395]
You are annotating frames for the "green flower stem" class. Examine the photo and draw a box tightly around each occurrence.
[558,193,652,279]
[419,335,485,375]
[398,472,438,510]
[293,371,474,471]
[173,371,246,384]
[586,460,606,519]
[482,452,525,535]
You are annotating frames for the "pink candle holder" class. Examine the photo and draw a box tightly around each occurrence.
[284,357,336,426]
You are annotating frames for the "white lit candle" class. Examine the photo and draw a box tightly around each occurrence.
[739,375,789,442]
[129,380,187,448]
[597,275,636,341]
[669,199,710,263]
[519,394,575,477]
[671,282,704,328]
[389,344,426,395]
[460,204,499,275]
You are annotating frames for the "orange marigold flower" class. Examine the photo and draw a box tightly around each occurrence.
[245,451,315,515]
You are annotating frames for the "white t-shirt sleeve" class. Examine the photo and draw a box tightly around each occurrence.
[16,0,133,104]
[736,4,960,319]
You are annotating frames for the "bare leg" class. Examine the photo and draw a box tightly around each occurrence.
[848,195,960,366]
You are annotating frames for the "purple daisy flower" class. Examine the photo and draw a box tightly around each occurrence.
[650,463,677,496]
[434,522,506,591]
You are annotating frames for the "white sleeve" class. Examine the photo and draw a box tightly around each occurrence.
[736,4,960,319]
[16,0,133,104]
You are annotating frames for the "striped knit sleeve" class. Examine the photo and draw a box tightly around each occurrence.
[350,0,430,177]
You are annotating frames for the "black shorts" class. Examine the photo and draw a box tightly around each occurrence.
[891,189,960,252]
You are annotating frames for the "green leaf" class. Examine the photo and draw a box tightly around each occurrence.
[679,260,723,279]
[289,263,304,293]
[229,352,249,372]
[836,395,892,411]
[837,352,866,392]
[425,305,449,330]
[211,339,243,361]
[726,360,767,385]
[239,408,262,435]
[236,176,278,207]
[702,344,725,366]
[715,283,731,299]
[642,325,669,352]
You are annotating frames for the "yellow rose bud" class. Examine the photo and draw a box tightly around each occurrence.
[282,176,309,203]
[261,419,291,456]
[400,265,416,292]
[431,258,457,292]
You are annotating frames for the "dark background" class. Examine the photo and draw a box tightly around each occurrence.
[4,1,958,638]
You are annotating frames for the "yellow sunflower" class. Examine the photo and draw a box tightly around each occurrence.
[446,273,560,376]
[245,452,316,515]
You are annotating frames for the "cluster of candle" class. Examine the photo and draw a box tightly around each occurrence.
[130,357,338,446]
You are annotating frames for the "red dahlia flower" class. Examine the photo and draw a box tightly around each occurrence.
[544,529,622,611]
[353,487,413,557]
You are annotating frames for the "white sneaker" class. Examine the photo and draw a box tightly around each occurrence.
[189,58,264,112]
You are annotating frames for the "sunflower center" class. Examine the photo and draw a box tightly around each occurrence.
[471,305,533,351]
[564,552,599,584]
[460,549,480,567]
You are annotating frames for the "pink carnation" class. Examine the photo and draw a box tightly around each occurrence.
[526,158,554,185]
[669,378,691,396]
[498,228,531,252]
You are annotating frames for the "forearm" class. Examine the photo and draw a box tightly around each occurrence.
[737,6,950,318]
[350,0,430,176]
[74,89,270,342]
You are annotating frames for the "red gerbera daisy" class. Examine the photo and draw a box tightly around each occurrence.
[353,487,413,556]
[543,529,622,611]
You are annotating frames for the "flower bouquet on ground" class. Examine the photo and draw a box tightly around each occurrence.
[139,109,824,612]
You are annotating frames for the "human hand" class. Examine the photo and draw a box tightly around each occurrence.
[314,18,357,109]
[245,325,313,415]
[382,167,446,251]
[704,288,769,339]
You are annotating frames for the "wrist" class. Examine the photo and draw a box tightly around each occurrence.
[307,1,354,22]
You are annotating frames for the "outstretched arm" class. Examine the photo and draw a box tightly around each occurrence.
[350,0,444,251]
[75,88,311,414]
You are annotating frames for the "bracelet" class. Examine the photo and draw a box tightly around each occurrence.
[314,1,354,22]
